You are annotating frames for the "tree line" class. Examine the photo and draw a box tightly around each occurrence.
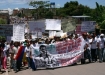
[29,1,105,29]
[0,1,104,29]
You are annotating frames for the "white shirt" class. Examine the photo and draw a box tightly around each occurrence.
[84,38,91,50]
[97,37,105,48]
[3,45,8,57]
[30,44,39,57]
[25,46,31,57]
[91,38,97,49]
[12,46,19,58]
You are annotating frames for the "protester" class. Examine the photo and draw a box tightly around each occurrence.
[1,39,7,71]
[12,42,20,72]
[90,33,98,62]
[82,33,92,63]
[97,33,105,63]
[30,39,38,71]
[0,32,105,74]
[9,41,14,69]
[24,42,31,69]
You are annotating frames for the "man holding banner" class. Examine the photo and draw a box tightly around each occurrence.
[30,39,39,71]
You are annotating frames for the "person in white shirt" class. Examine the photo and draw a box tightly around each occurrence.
[97,34,105,62]
[12,42,19,72]
[90,34,97,62]
[25,42,31,69]
[30,39,38,71]
[83,33,92,63]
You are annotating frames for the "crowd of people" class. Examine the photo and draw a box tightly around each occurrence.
[0,32,105,74]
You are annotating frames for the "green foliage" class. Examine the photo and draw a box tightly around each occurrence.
[45,11,54,19]
[29,1,105,30]
[17,12,25,18]
[0,36,6,40]
[29,1,52,19]
[100,20,105,29]
[0,18,7,24]
[94,2,105,29]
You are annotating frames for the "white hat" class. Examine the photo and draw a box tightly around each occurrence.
[100,34,104,36]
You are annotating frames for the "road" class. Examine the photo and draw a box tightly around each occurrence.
[1,62,105,75]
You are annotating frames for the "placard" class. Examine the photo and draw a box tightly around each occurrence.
[45,19,61,30]
[81,21,96,32]
[0,25,13,36]
[13,24,25,41]
[28,21,45,33]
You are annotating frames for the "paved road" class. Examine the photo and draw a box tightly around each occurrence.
[1,62,105,75]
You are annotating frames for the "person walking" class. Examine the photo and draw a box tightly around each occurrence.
[90,34,97,62]
[25,42,31,69]
[97,34,105,63]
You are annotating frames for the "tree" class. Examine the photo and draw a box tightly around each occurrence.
[94,2,105,29]
[63,1,86,16]
[29,1,51,19]
[45,11,54,19]
[0,18,7,24]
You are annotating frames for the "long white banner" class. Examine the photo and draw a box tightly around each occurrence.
[34,36,85,68]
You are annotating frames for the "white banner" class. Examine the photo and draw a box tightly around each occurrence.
[31,31,42,39]
[13,24,25,41]
[33,36,85,68]
[81,21,96,32]
[31,32,37,39]
[28,21,45,33]
[37,32,42,38]
[45,19,61,30]
[49,31,56,38]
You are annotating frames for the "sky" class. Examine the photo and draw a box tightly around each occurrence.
[0,0,105,14]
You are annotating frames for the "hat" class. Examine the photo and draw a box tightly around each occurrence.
[100,34,104,36]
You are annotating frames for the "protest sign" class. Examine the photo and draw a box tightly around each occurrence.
[45,19,61,30]
[0,25,13,36]
[13,24,25,41]
[49,31,56,38]
[37,32,42,38]
[81,21,96,32]
[31,31,37,39]
[28,21,45,33]
[31,31,42,39]
[75,25,85,34]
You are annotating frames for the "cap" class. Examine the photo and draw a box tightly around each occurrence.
[100,34,104,36]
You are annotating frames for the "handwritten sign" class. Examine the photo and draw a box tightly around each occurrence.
[13,24,25,41]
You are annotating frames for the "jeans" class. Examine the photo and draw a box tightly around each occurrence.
[99,48,104,62]
[84,49,92,62]
[30,58,36,71]
[13,60,17,71]
[10,58,14,69]
[91,49,97,61]
[26,57,31,68]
